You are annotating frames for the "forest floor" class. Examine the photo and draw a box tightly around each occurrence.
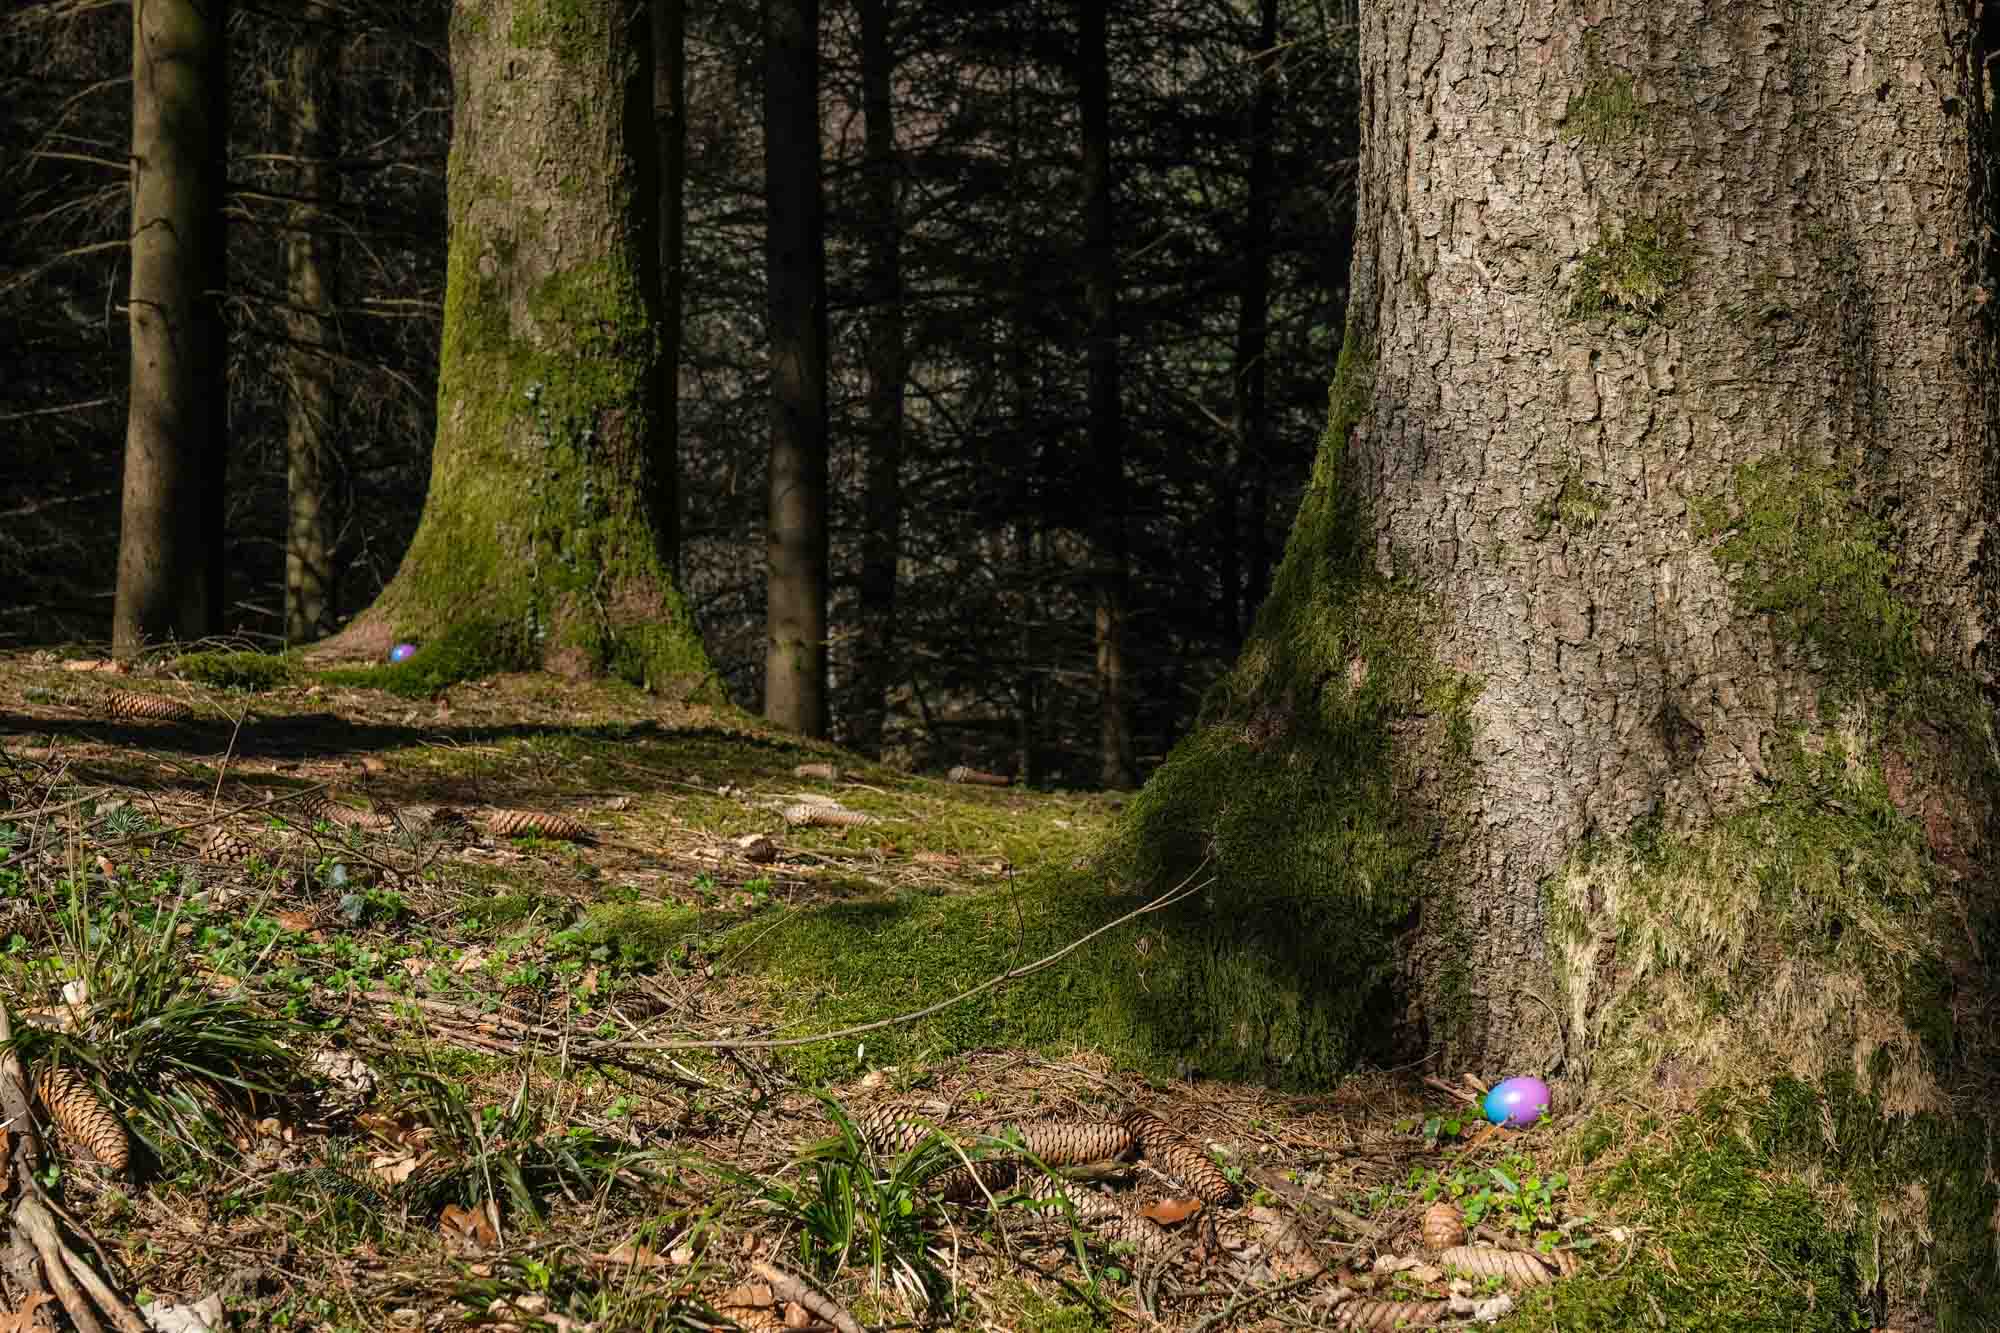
[0,648,1605,1332]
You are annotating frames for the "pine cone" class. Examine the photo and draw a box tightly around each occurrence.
[1122,1107,1237,1205]
[791,762,841,781]
[103,690,194,722]
[1420,1200,1466,1251]
[34,1064,128,1171]
[946,765,1012,786]
[296,796,395,831]
[485,808,593,841]
[781,804,874,828]
[502,982,544,1020]
[201,827,258,863]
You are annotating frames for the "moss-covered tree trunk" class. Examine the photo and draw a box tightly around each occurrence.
[313,0,710,695]
[1132,1,1997,1322]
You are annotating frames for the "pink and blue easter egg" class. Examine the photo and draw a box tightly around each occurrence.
[388,642,419,664]
[1482,1076,1552,1128]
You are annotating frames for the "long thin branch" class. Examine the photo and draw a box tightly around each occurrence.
[378,865,1210,1055]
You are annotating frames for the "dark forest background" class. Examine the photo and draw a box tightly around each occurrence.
[0,0,1359,786]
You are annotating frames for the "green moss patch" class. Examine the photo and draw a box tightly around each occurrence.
[1499,1094,1865,1333]
[1562,75,1645,146]
[1547,726,1997,1328]
[1695,453,1924,700]
[1566,214,1689,324]
[316,618,533,698]
[172,650,294,692]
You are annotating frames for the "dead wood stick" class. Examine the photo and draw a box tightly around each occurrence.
[16,1200,104,1333]
[0,1006,144,1333]
[586,865,1213,1052]
[749,1260,864,1333]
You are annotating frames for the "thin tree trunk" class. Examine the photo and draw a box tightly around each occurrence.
[763,0,829,736]
[284,2,339,645]
[114,0,227,655]
[652,0,685,579]
[1228,0,1278,648]
[1079,0,1135,789]
[851,0,904,758]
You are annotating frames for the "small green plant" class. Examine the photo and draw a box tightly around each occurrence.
[3,888,307,1172]
[755,1096,959,1311]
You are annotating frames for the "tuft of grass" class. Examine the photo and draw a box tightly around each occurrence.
[5,892,308,1172]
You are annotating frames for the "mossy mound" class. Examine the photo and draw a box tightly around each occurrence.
[1498,1094,1867,1333]
[1546,722,1998,1328]
[172,650,294,692]
[316,618,533,698]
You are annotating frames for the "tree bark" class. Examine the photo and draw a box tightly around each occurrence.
[850,0,905,759]
[1225,0,1278,654]
[1133,0,1996,1319]
[763,0,830,736]
[284,2,339,645]
[652,0,686,581]
[114,0,228,656]
[309,0,710,694]
[1079,0,1135,789]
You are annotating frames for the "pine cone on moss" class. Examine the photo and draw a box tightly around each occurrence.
[34,1064,129,1171]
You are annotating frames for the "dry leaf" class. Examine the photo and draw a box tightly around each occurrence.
[360,756,387,775]
[594,1239,670,1268]
[96,855,116,878]
[720,1282,776,1310]
[140,1292,225,1332]
[366,1149,427,1187]
[1140,1197,1204,1225]
[0,1290,52,1333]
[441,1199,501,1254]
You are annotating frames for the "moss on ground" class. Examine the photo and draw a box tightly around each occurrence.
[172,650,294,692]
[316,618,533,697]
[1497,1093,1866,1333]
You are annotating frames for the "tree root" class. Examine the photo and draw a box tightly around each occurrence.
[0,1006,144,1332]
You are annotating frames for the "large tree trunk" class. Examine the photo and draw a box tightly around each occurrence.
[763,0,830,737]
[1130,0,1997,1321]
[284,2,339,645]
[652,0,685,581]
[114,0,228,655]
[1079,0,1135,789]
[311,0,709,694]
[849,0,905,759]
